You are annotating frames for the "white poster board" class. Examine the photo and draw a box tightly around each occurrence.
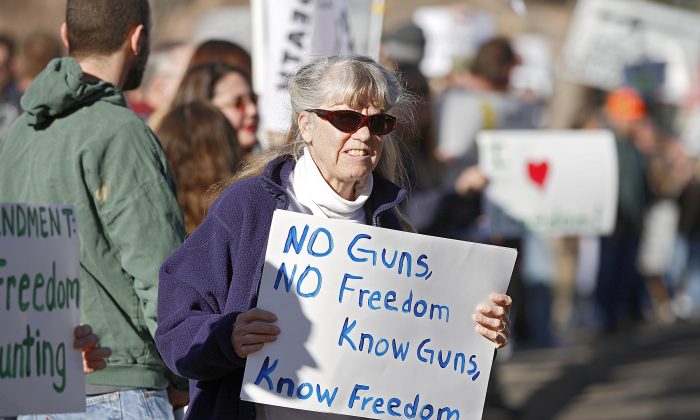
[241,210,516,419]
[478,130,618,236]
[0,203,83,416]
[562,0,700,104]
[413,6,495,79]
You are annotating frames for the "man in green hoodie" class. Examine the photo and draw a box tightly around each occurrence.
[0,0,187,418]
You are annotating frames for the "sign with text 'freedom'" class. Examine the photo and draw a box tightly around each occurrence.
[478,130,618,237]
[0,203,83,416]
[241,210,516,419]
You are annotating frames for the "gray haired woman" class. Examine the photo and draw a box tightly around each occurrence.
[155,55,512,419]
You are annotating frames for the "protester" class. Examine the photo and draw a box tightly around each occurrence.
[0,33,21,144]
[170,62,259,154]
[675,161,700,319]
[155,55,513,419]
[0,0,187,417]
[157,101,242,234]
[596,87,652,332]
[187,39,252,77]
[429,37,546,349]
[382,23,443,232]
[633,117,693,323]
[138,41,193,123]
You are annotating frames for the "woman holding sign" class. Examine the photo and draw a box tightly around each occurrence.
[155,55,512,419]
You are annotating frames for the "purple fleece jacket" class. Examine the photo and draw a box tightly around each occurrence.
[155,155,407,419]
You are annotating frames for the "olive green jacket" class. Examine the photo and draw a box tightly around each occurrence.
[0,57,185,390]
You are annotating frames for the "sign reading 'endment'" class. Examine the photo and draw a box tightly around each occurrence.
[0,203,84,416]
[241,210,517,420]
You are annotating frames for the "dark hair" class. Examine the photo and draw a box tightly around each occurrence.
[65,0,151,57]
[171,62,251,108]
[0,33,16,59]
[469,37,518,90]
[188,40,251,78]
[18,33,62,79]
[157,101,241,234]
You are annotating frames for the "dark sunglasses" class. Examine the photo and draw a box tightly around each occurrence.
[306,109,397,135]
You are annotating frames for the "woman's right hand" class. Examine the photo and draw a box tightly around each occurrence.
[231,308,280,358]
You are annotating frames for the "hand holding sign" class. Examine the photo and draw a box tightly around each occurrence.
[232,309,280,358]
[74,324,111,374]
[473,293,512,348]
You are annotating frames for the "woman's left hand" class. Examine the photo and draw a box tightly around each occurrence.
[473,293,512,349]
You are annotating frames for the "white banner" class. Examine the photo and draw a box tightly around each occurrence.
[241,210,516,419]
[0,203,83,416]
[478,130,618,236]
[562,0,700,104]
[258,0,355,135]
[413,6,495,79]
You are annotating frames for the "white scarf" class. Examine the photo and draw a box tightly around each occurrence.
[286,151,373,223]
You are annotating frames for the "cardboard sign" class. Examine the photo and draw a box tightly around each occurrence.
[562,0,700,104]
[478,130,618,236]
[241,210,516,419]
[0,203,83,416]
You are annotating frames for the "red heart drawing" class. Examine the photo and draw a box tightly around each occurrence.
[527,161,549,188]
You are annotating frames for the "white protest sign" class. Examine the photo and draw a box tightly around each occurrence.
[478,130,618,237]
[413,6,495,79]
[562,0,700,104]
[257,0,355,135]
[0,203,83,416]
[241,210,516,419]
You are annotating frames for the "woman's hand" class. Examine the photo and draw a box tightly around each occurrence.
[473,293,512,349]
[232,308,281,358]
[74,324,111,374]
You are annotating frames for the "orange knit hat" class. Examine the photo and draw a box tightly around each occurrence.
[605,87,647,121]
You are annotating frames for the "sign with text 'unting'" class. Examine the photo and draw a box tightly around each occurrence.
[478,130,618,237]
[241,210,516,419]
[0,203,84,416]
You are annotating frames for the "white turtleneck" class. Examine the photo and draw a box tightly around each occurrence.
[255,150,371,420]
[285,150,373,223]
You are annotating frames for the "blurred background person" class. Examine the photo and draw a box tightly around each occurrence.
[595,87,652,333]
[429,36,549,348]
[15,32,62,93]
[674,159,700,319]
[148,38,252,129]
[633,116,694,324]
[0,33,21,144]
[187,38,252,76]
[126,41,192,121]
[169,62,259,155]
[382,23,443,232]
[157,100,242,235]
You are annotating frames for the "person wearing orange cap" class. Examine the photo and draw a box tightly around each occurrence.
[605,87,647,122]
[596,87,652,333]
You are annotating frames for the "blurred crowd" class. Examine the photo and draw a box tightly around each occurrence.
[2,5,700,416]
[3,19,700,349]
